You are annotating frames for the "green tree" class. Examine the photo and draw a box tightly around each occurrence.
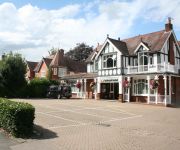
[48,47,58,56]
[0,52,27,97]
[65,43,93,61]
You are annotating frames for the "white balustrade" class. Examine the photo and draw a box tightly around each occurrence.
[127,63,179,74]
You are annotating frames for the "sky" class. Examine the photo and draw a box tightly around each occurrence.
[0,0,180,61]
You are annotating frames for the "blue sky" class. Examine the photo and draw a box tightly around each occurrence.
[0,0,179,61]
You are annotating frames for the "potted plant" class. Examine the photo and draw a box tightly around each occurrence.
[90,81,96,90]
[76,82,81,89]
[123,80,131,88]
[150,79,159,89]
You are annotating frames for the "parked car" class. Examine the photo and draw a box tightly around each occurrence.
[47,85,72,99]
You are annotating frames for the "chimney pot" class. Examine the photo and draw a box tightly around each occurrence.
[165,17,173,32]
[118,37,120,41]
[107,34,109,38]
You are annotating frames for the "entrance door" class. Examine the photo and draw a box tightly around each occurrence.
[101,83,119,100]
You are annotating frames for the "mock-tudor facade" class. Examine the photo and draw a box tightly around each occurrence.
[63,18,180,106]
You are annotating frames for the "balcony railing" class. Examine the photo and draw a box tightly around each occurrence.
[127,63,179,74]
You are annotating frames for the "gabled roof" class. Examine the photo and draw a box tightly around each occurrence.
[87,29,172,61]
[50,49,86,73]
[134,41,150,54]
[50,50,64,67]
[86,44,102,63]
[108,37,129,55]
[122,30,171,55]
[34,57,53,72]
[26,61,38,71]
[43,58,52,67]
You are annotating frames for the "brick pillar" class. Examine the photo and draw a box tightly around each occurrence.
[96,93,100,100]
[118,94,123,102]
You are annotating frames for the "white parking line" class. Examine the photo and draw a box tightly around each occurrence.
[37,111,83,124]
[37,104,111,119]
[50,103,136,116]
[48,123,89,129]
[101,115,143,123]
[48,115,143,129]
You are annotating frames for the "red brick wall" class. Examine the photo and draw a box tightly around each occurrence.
[175,77,180,103]
[36,62,48,78]
[158,76,164,95]
[51,68,59,80]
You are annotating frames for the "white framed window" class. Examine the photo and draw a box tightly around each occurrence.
[103,54,117,68]
[134,59,138,66]
[149,56,154,65]
[138,52,148,66]
[53,68,57,75]
[58,68,67,77]
[133,79,148,95]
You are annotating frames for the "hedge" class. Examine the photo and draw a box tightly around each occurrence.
[27,78,59,98]
[0,98,35,137]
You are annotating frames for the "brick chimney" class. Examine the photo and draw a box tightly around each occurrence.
[165,17,173,32]
[59,49,64,57]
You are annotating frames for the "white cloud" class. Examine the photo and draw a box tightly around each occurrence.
[0,0,180,61]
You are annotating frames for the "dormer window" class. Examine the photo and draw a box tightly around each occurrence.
[103,54,117,68]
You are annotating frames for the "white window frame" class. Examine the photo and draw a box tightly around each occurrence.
[102,54,117,69]
[53,68,57,75]
[133,79,148,96]
[58,67,67,77]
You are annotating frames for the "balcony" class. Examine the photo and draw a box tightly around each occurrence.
[127,63,179,74]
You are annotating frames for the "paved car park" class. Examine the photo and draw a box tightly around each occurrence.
[7,99,180,150]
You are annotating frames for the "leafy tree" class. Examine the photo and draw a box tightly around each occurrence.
[0,52,27,97]
[48,47,58,56]
[65,43,93,61]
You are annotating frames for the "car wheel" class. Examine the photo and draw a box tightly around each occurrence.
[57,94,62,99]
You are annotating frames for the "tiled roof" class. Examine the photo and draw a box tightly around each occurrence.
[26,61,38,71]
[34,57,52,72]
[43,58,53,67]
[108,38,129,55]
[87,29,172,61]
[50,50,86,72]
[62,73,98,79]
[50,50,64,67]
[86,44,102,63]
[122,30,171,55]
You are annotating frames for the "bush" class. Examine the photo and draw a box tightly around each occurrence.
[0,98,35,137]
[27,78,59,98]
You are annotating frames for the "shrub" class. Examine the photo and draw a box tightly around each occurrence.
[27,78,59,98]
[0,98,35,137]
